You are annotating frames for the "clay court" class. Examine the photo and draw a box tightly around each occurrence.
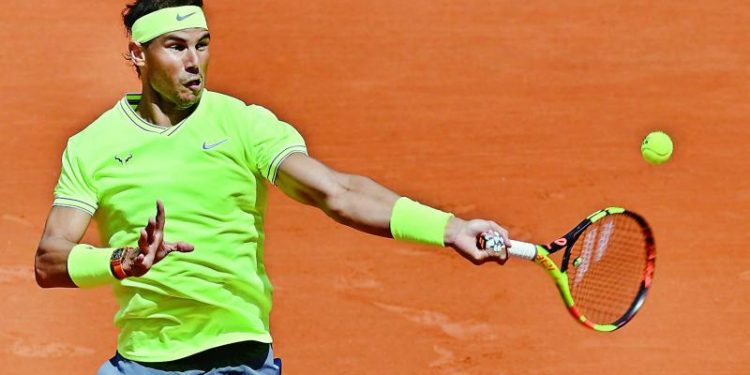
[2,0,748,373]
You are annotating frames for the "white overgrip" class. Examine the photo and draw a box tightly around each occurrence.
[508,240,537,260]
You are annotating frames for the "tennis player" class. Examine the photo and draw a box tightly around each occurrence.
[33,1,511,374]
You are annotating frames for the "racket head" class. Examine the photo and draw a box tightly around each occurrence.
[543,207,656,332]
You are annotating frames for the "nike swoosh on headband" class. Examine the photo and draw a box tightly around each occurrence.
[176,12,197,21]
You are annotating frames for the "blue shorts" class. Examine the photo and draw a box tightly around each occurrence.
[97,341,281,375]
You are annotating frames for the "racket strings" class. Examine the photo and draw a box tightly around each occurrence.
[566,214,649,325]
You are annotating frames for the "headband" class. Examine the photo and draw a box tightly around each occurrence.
[131,5,208,43]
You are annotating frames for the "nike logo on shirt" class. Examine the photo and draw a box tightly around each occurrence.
[202,139,230,150]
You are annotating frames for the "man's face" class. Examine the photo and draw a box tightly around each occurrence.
[141,28,210,109]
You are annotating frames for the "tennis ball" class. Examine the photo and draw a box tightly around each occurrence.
[641,131,673,165]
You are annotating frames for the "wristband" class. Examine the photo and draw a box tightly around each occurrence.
[389,197,454,246]
[67,244,118,288]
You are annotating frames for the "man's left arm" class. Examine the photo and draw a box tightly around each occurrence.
[275,153,510,263]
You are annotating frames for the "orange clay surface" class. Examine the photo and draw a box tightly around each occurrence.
[2,1,749,374]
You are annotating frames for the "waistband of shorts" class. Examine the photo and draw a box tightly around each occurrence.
[122,340,272,372]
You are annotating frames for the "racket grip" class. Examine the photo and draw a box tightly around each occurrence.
[507,240,537,260]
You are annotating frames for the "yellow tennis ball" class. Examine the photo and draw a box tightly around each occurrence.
[641,131,673,165]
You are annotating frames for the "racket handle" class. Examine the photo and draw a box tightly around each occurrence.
[507,240,537,260]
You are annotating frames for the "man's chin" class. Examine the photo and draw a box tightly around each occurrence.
[177,89,203,109]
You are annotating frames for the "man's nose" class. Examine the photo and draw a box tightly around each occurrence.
[184,48,200,72]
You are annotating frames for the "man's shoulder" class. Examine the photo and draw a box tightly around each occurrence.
[67,100,123,146]
[202,90,279,119]
[202,90,248,112]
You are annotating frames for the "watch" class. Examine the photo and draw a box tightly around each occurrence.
[110,247,132,280]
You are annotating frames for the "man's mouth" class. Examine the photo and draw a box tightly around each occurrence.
[185,79,202,90]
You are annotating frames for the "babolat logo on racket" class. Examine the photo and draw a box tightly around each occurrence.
[543,238,567,251]
[536,254,557,272]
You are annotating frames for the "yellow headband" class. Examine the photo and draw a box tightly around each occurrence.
[131,5,208,43]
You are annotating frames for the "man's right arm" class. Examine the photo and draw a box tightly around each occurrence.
[34,206,92,288]
[35,201,195,288]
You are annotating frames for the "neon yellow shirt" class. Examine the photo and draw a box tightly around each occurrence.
[53,90,307,362]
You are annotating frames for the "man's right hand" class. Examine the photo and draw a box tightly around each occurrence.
[124,200,194,277]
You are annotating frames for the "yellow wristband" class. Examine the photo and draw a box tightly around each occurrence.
[390,197,454,246]
[67,244,117,288]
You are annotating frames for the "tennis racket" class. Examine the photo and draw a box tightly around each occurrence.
[479,207,656,332]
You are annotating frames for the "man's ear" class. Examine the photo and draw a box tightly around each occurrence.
[128,41,146,68]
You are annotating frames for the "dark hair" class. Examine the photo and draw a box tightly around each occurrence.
[122,0,204,77]
[123,0,204,36]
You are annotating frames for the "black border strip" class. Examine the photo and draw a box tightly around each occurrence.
[52,203,95,216]
[118,99,163,134]
[54,196,97,211]
[266,145,307,180]
[270,149,309,184]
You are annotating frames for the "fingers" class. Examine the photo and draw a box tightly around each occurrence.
[145,200,164,255]
[164,241,195,253]
[155,200,166,232]
[488,221,511,248]
[138,228,149,260]
[477,235,509,265]
[130,200,192,276]
[138,211,159,268]
[462,246,508,266]
[132,250,149,275]
[152,227,164,250]
[175,241,195,251]
[145,217,156,245]
[469,219,511,265]
[456,246,492,265]
[138,228,148,250]
[151,200,165,251]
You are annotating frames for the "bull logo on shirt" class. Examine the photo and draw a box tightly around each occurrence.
[115,153,133,165]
